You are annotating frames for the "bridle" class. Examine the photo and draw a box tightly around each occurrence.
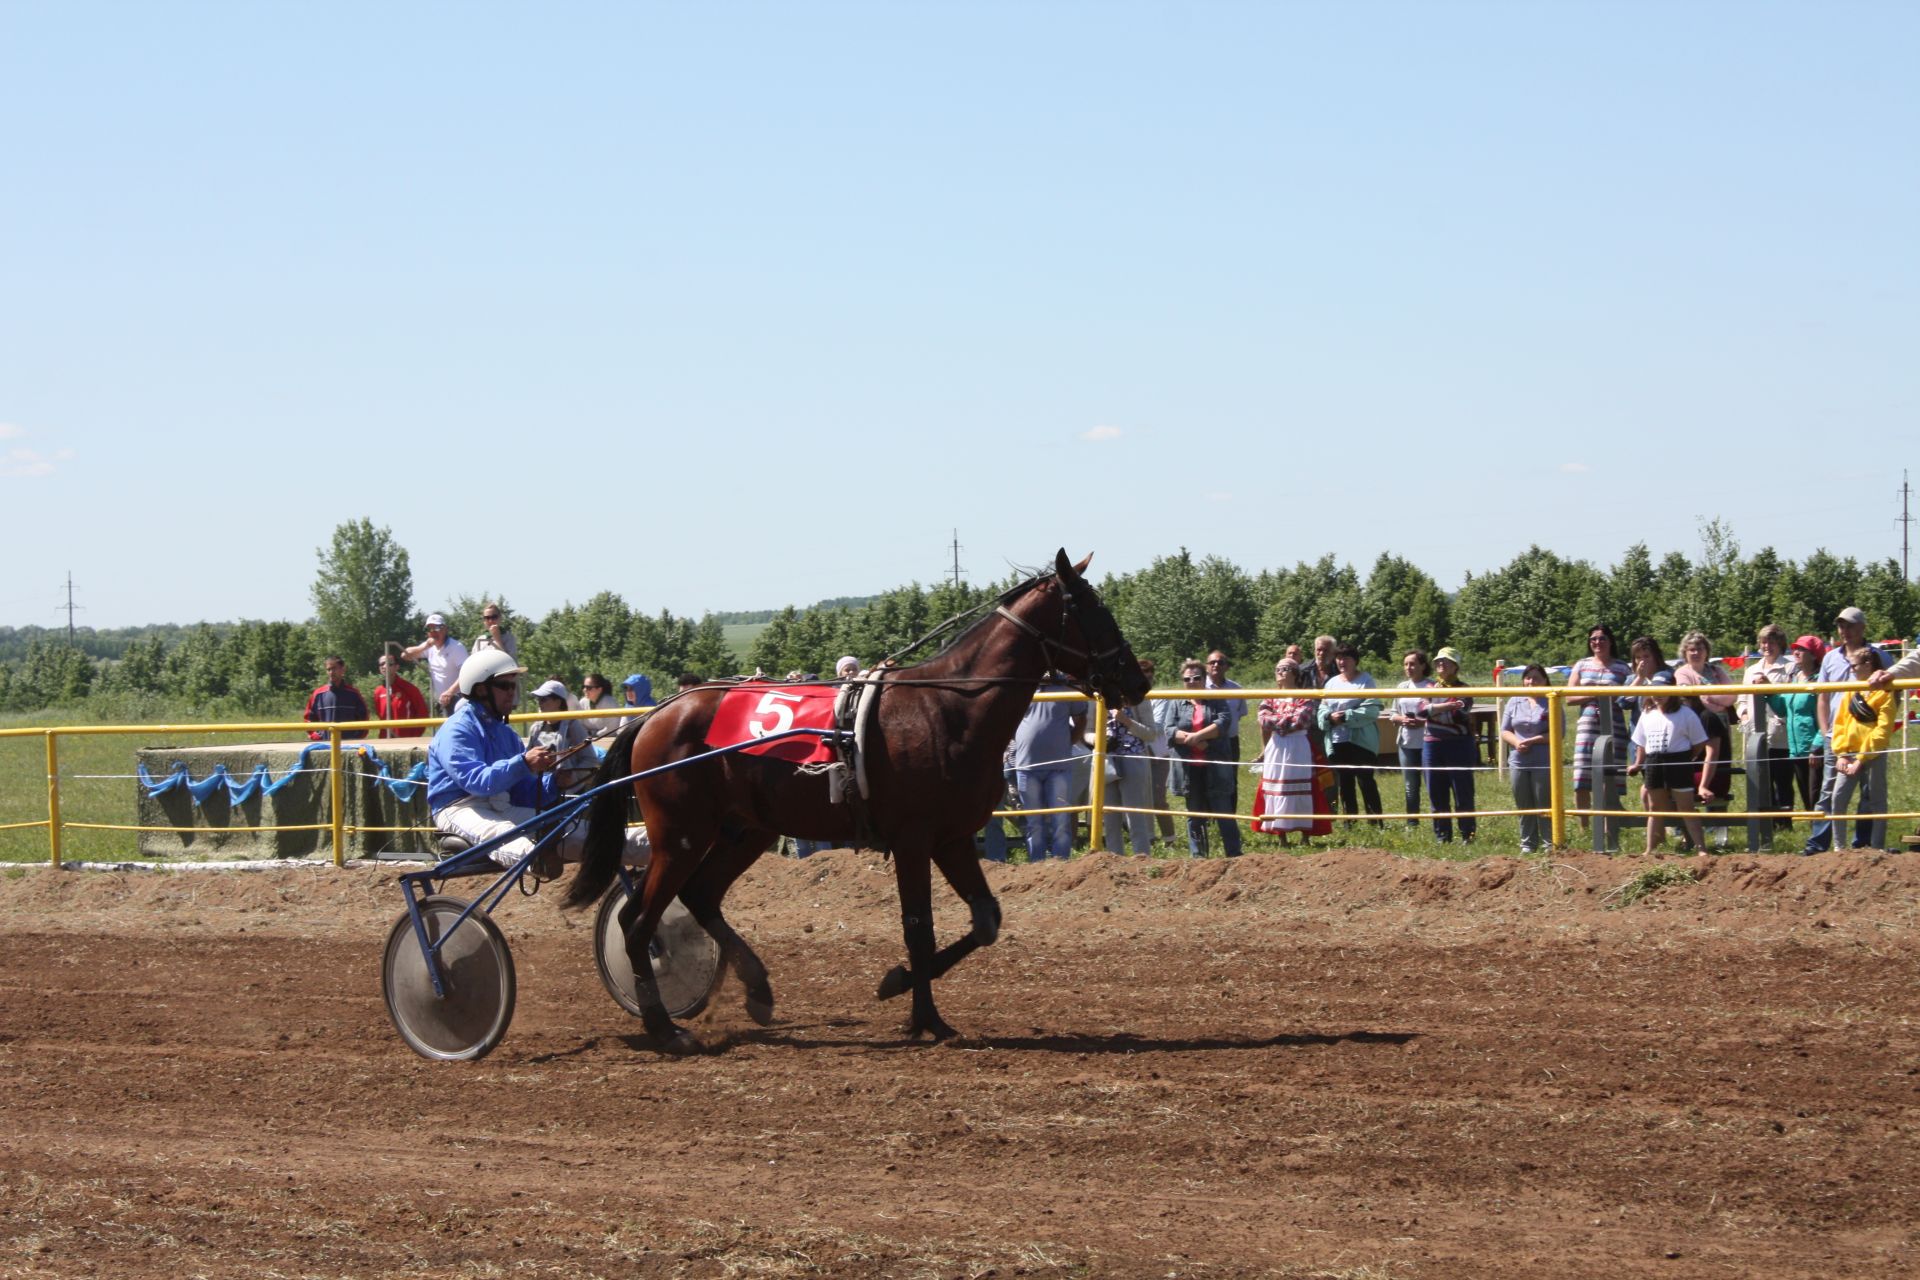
[994,574,1132,700]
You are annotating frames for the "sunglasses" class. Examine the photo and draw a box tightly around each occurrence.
[1182,672,1204,681]
[483,615,501,622]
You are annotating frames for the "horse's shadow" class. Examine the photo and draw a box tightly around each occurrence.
[535,1024,1416,1060]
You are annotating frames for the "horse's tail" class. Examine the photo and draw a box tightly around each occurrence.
[562,716,647,910]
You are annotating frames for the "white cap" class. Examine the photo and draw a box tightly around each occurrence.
[531,679,569,701]
[425,613,447,627]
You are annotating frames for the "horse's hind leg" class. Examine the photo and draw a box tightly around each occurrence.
[892,846,957,1041]
[678,831,778,1025]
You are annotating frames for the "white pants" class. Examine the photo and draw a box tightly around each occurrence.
[435,792,650,868]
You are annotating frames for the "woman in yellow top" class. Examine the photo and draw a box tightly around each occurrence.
[1826,647,1895,850]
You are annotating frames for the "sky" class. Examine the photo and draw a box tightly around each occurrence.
[4,1,1916,629]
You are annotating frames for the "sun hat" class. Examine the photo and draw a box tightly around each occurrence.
[1790,634,1825,656]
[1432,646,1464,667]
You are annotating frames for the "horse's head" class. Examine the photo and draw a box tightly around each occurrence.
[1052,549,1151,709]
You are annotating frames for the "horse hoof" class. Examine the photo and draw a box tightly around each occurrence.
[876,965,910,1001]
[654,1028,703,1056]
[745,995,776,1026]
[910,1018,958,1042]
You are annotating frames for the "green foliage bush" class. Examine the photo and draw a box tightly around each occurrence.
[6,520,1917,718]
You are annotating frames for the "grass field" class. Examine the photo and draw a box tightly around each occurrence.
[6,693,1915,864]
[719,621,767,666]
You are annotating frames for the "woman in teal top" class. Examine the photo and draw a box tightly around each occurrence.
[1780,635,1827,814]
[1317,643,1383,825]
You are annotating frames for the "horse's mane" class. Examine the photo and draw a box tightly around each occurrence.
[874,567,1055,670]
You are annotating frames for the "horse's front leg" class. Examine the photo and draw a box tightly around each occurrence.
[877,833,1001,1000]
[892,847,956,1040]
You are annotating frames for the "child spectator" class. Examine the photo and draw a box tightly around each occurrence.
[1627,673,1708,855]
[1826,647,1895,850]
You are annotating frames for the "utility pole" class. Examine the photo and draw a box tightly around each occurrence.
[948,530,965,590]
[1900,472,1914,582]
[61,571,81,645]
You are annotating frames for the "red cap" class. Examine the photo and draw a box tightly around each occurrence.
[1789,634,1825,655]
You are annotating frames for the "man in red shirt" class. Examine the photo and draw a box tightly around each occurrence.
[372,652,429,738]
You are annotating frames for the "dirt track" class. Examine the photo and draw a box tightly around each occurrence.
[2,848,1918,1278]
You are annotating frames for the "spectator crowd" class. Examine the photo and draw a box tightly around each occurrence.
[297,599,1916,864]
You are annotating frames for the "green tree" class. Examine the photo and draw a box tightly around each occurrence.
[1599,543,1656,643]
[1450,546,1599,663]
[1858,558,1919,642]
[10,638,94,706]
[312,520,418,672]
[523,592,634,682]
[687,614,733,678]
[1358,554,1443,661]
[1390,580,1450,659]
[1253,556,1362,661]
[1125,549,1257,665]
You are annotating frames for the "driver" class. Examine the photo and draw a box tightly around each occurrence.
[427,649,648,874]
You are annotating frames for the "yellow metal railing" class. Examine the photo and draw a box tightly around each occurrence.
[5,678,1916,865]
[1020,680,1920,854]
[0,705,656,868]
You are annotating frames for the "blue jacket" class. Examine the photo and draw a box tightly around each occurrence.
[427,698,539,814]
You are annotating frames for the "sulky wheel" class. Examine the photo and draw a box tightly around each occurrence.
[594,885,723,1021]
[383,894,517,1062]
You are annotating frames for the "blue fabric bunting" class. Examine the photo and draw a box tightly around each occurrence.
[136,740,424,806]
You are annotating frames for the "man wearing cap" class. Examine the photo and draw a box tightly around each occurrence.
[1804,607,1889,853]
[401,614,469,713]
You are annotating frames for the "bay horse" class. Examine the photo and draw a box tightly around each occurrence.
[563,549,1148,1052]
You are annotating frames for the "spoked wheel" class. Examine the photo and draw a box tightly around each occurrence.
[595,885,723,1021]
[383,894,517,1062]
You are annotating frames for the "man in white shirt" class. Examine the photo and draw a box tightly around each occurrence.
[401,612,469,713]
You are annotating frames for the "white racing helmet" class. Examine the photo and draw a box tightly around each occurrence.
[458,648,527,696]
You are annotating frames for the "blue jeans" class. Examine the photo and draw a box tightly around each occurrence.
[1398,744,1424,828]
[792,838,823,858]
[1016,767,1075,861]
[1511,762,1549,851]
[1828,754,1888,849]
[1804,745,1836,852]
[1423,736,1477,843]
